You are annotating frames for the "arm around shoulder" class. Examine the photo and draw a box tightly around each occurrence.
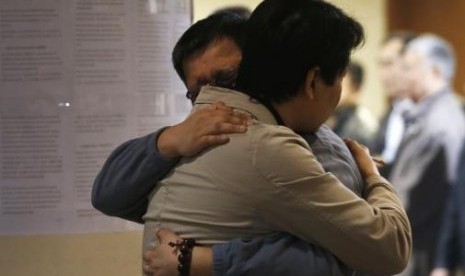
[92,128,180,223]
[212,233,354,276]
[252,127,412,275]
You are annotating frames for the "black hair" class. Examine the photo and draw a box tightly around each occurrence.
[172,12,247,84]
[347,61,364,91]
[236,0,364,104]
[212,6,252,19]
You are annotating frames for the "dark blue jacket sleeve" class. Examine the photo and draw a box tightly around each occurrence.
[91,128,180,223]
[212,232,359,276]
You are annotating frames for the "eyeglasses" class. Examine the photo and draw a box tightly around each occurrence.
[186,86,202,104]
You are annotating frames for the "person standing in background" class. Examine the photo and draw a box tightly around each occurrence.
[371,32,416,176]
[327,61,378,146]
[389,34,465,276]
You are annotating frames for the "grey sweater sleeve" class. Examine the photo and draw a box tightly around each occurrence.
[212,232,358,276]
[91,127,180,223]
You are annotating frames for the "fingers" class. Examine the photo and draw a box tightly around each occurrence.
[143,248,152,262]
[344,138,369,155]
[208,122,247,135]
[196,102,252,125]
[143,263,153,276]
[195,112,249,137]
[200,135,230,147]
[344,137,380,178]
[175,104,252,157]
[204,102,251,122]
[343,138,358,153]
[143,250,154,276]
[155,228,182,244]
[210,101,230,111]
[155,228,164,241]
[372,156,386,167]
[156,228,171,243]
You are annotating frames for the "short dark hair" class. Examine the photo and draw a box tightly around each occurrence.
[236,0,364,103]
[172,12,247,84]
[347,61,364,91]
[212,6,252,19]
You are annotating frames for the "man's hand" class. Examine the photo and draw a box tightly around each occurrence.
[157,101,250,158]
[143,228,182,276]
[344,138,380,179]
[143,228,213,276]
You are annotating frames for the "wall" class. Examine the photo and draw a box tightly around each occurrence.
[193,0,261,21]
[0,232,142,276]
[330,0,387,118]
[0,1,386,276]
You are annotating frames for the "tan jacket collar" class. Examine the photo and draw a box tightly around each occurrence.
[194,85,278,125]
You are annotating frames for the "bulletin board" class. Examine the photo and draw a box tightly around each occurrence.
[0,0,192,235]
[0,0,192,275]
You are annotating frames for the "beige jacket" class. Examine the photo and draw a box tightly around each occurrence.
[143,86,411,275]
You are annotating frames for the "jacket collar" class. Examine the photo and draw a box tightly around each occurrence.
[194,85,278,125]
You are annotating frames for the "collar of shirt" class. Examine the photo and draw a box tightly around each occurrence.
[194,85,278,125]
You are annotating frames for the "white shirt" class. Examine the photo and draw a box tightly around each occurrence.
[382,99,414,163]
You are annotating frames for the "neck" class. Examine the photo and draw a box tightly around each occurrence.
[273,94,320,133]
[342,91,359,106]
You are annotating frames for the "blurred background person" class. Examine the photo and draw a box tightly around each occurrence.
[327,61,378,146]
[371,32,416,175]
[388,34,465,276]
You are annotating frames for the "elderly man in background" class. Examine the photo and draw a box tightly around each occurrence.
[389,34,465,276]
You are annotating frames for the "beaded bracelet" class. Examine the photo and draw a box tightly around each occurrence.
[169,238,196,276]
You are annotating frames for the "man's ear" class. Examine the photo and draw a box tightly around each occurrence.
[304,67,320,100]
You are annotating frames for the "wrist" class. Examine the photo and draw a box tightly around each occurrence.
[190,246,213,276]
[168,239,197,276]
[157,127,180,158]
[363,171,380,179]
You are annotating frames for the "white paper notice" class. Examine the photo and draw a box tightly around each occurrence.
[0,0,192,235]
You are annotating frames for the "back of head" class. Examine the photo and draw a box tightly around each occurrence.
[212,6,252,19]
[172,12,247,84]
[407,34,456,82]
[236,0,364,103]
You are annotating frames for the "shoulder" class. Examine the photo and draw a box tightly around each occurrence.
[426,94,465,137]
[250,122,326,184]
[250,122,311,151]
